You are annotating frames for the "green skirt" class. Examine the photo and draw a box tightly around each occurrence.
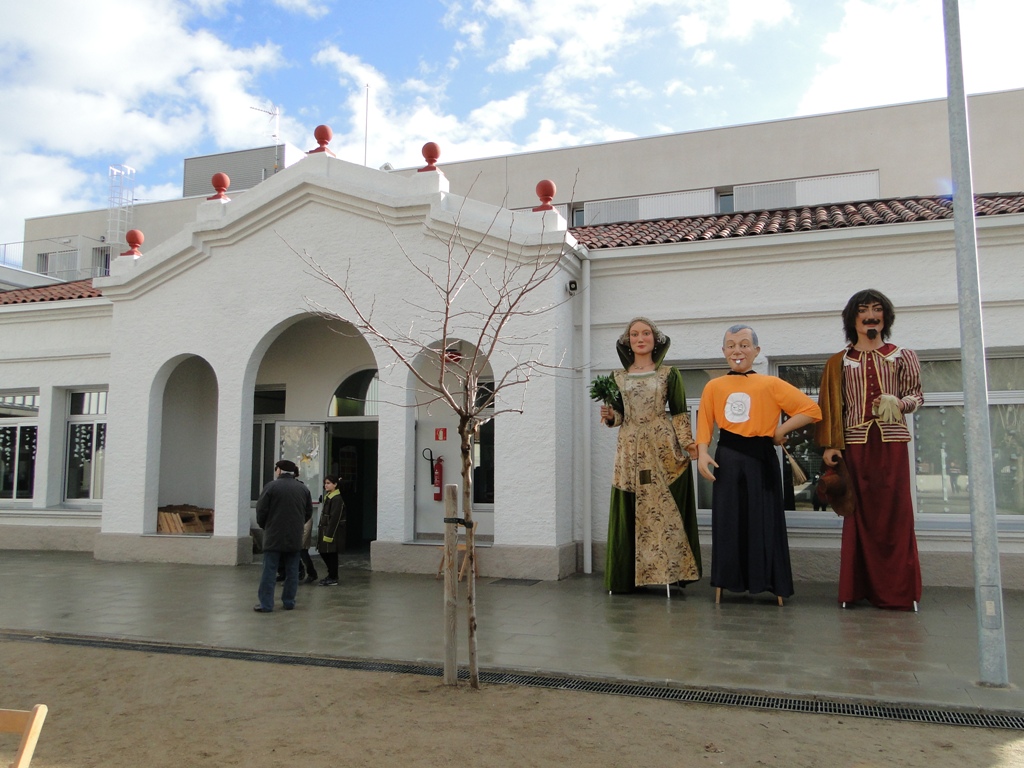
[604,467,702,593]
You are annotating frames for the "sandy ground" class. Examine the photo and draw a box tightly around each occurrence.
[3,639,1023,768]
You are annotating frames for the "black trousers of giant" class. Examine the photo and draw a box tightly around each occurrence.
[710,430,794,598]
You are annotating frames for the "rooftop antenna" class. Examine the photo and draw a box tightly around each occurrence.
[251,103,282,173]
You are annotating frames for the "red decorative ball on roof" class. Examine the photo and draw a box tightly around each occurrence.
[208,172,231,200]
[533,179,556,211]
[419,142,440,172]
[121,229,144,257]
[308,125,336,156]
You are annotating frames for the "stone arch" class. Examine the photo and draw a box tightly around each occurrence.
[246,314,381,548]
[153,355,218,533]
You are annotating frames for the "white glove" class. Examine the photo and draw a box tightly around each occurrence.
[872,393,903,423]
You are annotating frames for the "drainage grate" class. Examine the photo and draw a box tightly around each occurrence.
[490,578,540,586]
[4,630,1021,731]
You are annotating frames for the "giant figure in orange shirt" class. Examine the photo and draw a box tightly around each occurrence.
[697,325,821,604]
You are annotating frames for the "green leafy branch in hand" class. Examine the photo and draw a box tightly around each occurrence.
[589,375,620,407]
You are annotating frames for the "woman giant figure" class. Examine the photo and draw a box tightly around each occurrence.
[600,318,702,594]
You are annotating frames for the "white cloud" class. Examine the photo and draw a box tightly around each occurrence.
[0,154,95,248]
[795,0,1024,118]
[490,35,558,73]
[0,0,290,243]
[665,80,698,97]
[691,49,715,67]
[612,81,654,100]
[797,0,943,116]
[673,0,793,47]
[271,0,329,18]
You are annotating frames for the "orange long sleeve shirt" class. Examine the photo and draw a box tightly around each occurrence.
[696,373,821,445]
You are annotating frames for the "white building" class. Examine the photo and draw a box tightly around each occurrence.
[3,89,1024,585]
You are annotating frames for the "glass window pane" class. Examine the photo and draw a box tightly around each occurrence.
[66,423,94,499]
[93,423,106,500]
[913,404,1024,515]
[988,359,1024,392]
[251,423,262,500]
[263,423,275,488]
[919,360,963,393]
[913,405,966,514]
[920,357,1024,393]
[992,404,1024,514]
[677,368,725,404]
[0,394,39,418]
[254,389,286,416]
[17,426,36,499]
[330,370,378,417]
[0,426,15,499]
[473,420,494,504]
[70,391,107,415]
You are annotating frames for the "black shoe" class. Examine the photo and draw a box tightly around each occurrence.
[253,604,272,613]
[318,578,339,586]
[304,572,318,584]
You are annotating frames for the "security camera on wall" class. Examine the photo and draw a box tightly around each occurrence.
[566,280,578,296]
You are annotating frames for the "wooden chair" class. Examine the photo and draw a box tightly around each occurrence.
[435,541,478,582]
[0,704,48,768]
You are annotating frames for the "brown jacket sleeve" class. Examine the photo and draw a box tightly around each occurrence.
[816,351,846,450]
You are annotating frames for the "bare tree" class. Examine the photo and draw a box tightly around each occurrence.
[289,187,572,687]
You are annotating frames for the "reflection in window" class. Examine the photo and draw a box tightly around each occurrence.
[0,394,40,418]
[254,389,286,416]
[330,370,379,417]
[0,425,37,499]
[913,403,1024,515]
[777,364,827,511]
[921,357,1024,393]
[473,419,494,505]
[70,391,107,416]
[66,391,107,501]
[66,422,105,500]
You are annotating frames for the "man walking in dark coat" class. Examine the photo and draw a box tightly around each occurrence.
[255,459,313,612]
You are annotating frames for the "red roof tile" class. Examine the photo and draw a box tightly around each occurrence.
[568,194,1024,250]
[0,279,103,305]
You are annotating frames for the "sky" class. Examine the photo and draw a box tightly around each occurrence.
[1,0,1022,250]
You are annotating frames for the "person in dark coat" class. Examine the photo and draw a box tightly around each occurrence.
[254,459,312,612]
[316,474,346,586]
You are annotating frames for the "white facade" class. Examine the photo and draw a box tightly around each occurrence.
[4,91,1024,583]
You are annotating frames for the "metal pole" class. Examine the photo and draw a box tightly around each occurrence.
[942,0,1008,687]
[581,256,593,573]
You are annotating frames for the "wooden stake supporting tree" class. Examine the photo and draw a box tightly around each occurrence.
[292,178,572,688]
[443,483,458,685]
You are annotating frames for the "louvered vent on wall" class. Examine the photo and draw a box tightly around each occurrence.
[734,171,879,212]
[583,189,715,226]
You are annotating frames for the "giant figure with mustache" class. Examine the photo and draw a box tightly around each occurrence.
[817,290,924,611]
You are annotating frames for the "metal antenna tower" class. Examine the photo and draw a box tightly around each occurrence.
[251,103,282,172]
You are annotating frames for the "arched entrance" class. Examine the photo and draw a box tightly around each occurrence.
[251,316,378,550]
[157,355,218,533]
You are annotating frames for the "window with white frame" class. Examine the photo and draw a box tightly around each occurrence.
[776,356,1024,518]
[0,393,39,500]
[66,390,107,501]
[913,357,1024,516]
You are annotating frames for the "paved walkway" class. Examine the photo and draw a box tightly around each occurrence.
[2,550,1022,716]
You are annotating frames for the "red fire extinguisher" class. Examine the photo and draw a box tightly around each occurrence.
[432,456,444,501]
